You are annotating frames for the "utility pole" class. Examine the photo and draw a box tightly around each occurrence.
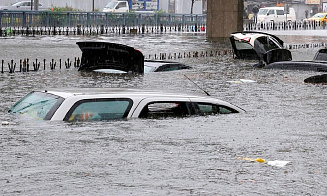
[93,0,95,12]
[191,0,195,14]
[30,0,33,10]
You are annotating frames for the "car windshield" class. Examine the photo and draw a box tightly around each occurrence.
[258,9,268,15]
[105,1,117,9]
[9,92,62,120]
[12,2,24,6]
[312,13,325,18]
[144,65,153,73]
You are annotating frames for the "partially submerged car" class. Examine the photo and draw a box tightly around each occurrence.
[230,31,327,71]
[230,31,291,65]
[264,48,327,71]
[76,42,191,74]
[8,88,245,121]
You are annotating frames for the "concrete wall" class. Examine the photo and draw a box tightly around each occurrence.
[206,0,243,39]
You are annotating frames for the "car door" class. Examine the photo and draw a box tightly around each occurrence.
[276,9,285,22]
[267,9,276,21]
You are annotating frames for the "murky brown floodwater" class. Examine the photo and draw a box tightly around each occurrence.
[1,31,327,195]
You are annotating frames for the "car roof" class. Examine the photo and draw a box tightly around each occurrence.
[42,88,209,99]
[230,31,284,47]
[259,7,284,10]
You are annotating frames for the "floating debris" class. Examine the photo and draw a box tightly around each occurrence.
[238,157,290,167]
[227,79,257,84]
[1,121,9,125]
[267,160,290,167]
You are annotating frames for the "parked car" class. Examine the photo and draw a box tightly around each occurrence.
[0,1,48,11]
[230,31,327,71]
[257,7,296,23]
[8,88,245,121]
[77,42,191,74]
[304,13,327,25]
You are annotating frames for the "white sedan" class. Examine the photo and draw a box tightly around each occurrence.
[9,88,244,121]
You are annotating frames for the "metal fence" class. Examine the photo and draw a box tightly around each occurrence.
[244,20,327,31]
[0,11,206,34]
[2,11,327,37]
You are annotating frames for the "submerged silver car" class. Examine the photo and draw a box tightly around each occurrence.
[9,88,244,121]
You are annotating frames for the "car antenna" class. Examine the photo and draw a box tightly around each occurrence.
[184,75,211,96]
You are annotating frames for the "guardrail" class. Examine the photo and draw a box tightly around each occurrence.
[0,10,206,28]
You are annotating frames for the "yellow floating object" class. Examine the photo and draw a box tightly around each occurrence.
[255,158,266,163]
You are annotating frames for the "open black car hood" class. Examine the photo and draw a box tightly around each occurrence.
[77,42,144,73]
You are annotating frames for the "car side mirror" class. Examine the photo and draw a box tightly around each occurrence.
[267,13,270,16]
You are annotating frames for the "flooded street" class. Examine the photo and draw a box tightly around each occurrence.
[1,31,327,195]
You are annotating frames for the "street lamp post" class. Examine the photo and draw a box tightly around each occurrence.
[93,0,95,12]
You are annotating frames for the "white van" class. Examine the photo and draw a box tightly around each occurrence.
[257,7,296,23]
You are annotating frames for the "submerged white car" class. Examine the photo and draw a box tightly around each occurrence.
[9,88,244,121]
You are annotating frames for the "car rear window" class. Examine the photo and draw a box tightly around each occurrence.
[65,98,133,122]
[9,91,63,120]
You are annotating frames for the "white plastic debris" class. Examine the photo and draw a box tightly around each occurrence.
[238,157,290,167]
[267,160,290,167]
[227,79,257,84]
[2,121,9,125]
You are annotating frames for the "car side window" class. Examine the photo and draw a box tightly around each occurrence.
[65,98,133,122]
[268,10,275,15]
[117,2,126,9]
[255,36,280,52]
[139,102,191,119]
[276,10,284,15]
[196,103,238,115]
